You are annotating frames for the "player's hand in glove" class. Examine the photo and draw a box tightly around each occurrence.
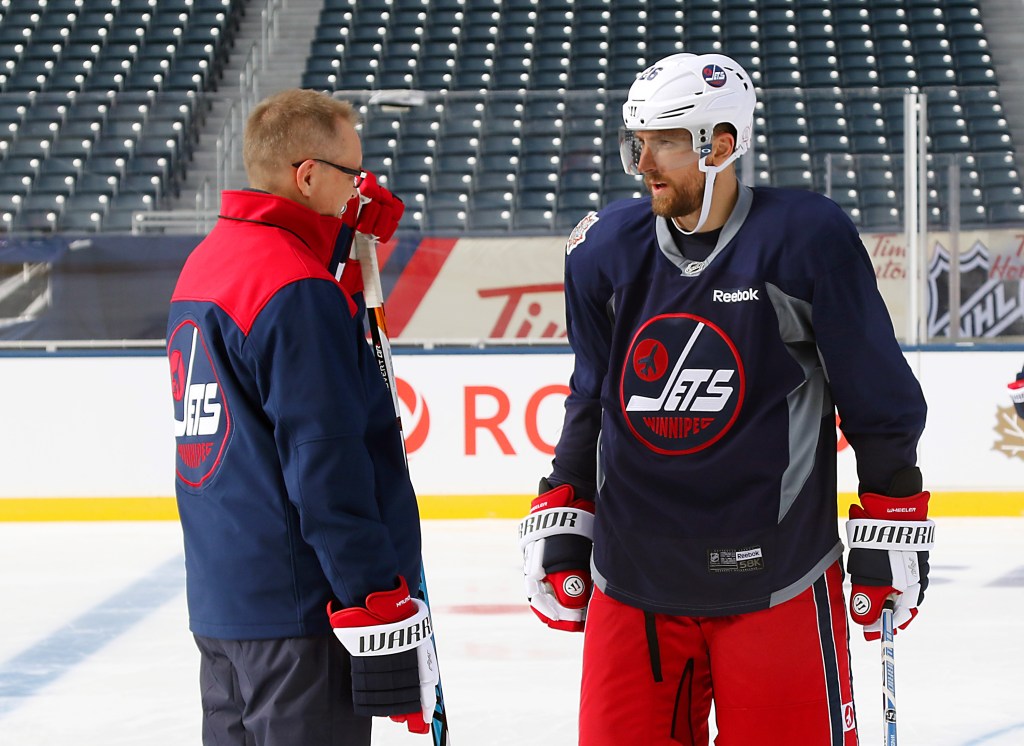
[846,467,935,640]
[328,577,438,734]
[1009,368,1024,419]
[343,171,404,242]
[518,478,596,632]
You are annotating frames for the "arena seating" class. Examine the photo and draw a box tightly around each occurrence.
[303,0,1023,232]
[0,0,243,232]
[0,0,1021,233]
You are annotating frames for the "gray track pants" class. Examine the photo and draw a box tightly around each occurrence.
[195,633,372,746]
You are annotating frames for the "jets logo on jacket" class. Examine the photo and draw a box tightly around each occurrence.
[168,319,231,487]
[619,313,745,455]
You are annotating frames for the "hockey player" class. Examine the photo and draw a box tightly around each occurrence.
[519,54,934,745]
[1010,362,1024,419]
[168,89,435,746]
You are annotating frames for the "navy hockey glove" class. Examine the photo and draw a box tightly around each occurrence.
[344,171,404,243]
[1009,369,1024,419]
[328,577,438,734]
[518,478,596,632]
[846,472,935,640]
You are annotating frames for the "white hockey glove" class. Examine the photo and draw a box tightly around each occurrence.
[518,478,596,632]
[846,484,934,641]
[328,577,438,734]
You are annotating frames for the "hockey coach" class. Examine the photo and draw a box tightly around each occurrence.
[167,89,437,745]
[519,53,935,745]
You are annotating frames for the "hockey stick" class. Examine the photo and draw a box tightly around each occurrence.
[881,597,897,746]
[352,230,452,746]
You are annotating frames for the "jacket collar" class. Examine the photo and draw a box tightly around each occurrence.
[218,190,346,268]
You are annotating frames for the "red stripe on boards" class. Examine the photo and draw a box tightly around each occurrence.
[385,237,458,337]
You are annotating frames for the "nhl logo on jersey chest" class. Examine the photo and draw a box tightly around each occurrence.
[619,313,745,455]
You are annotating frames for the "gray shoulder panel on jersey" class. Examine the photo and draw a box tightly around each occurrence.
[655,182,754,276]
[769,542,844,607]
[765,282,835,523]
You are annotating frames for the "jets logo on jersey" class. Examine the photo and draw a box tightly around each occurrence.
[702,65,727,88]
[620,313,745,455]
[566,212,599,255]
[168,320,230,488]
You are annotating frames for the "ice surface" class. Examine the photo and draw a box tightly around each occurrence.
[0,518,1021,745]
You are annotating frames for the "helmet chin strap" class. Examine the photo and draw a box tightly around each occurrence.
[674,149,743,236]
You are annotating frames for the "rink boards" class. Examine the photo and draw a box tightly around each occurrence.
[0,348,1021,519]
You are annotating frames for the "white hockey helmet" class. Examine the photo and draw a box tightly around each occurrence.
[620,53,756,175]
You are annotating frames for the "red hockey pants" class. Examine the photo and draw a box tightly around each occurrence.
[579,562,857,746]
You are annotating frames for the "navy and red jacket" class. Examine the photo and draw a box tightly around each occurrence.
[167,190,421,640]
[552,185,927,617]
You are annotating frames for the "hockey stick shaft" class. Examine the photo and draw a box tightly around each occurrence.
[354,232,452,746]
[881,597,897,746]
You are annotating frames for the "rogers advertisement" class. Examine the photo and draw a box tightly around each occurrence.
[393,353,858,498]
[395,354,573,496]
[0,351,1021,516]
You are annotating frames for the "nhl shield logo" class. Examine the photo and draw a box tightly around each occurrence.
[168,320,231,488]
[928,240,1024,338]
[620,313,745,455]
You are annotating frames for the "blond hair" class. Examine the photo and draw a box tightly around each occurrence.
[243,89,359,188]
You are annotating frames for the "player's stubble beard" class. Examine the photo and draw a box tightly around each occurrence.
[646,170,707,220]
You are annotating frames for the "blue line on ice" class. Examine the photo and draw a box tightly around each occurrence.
[0,554,185,717]
[963,723,1024,745]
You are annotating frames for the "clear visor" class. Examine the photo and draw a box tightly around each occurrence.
[618,128,704,176]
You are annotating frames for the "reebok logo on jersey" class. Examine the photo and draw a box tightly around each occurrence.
[168,320,231,488]
[712,288,759,303]
[620,313,745,455]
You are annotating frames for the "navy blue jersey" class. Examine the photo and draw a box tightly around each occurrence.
[552,186,926,616]
[167,190,422,640]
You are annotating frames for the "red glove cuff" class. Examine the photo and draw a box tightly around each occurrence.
[327,577,415,627]
[856,491,930,521]
[530,483,595,515]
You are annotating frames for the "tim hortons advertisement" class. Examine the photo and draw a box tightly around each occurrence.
[382,230,1024,344]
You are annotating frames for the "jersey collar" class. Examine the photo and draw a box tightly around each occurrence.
[655,182,753,277]
[218,190,345,268]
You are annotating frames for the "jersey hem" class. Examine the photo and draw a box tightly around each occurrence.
[592,541,844,617]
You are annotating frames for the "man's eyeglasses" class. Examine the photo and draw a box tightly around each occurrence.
[292,158,366,187]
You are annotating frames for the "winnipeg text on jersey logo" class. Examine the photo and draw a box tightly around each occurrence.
[620,313,745,455]
[168,320,230,488]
